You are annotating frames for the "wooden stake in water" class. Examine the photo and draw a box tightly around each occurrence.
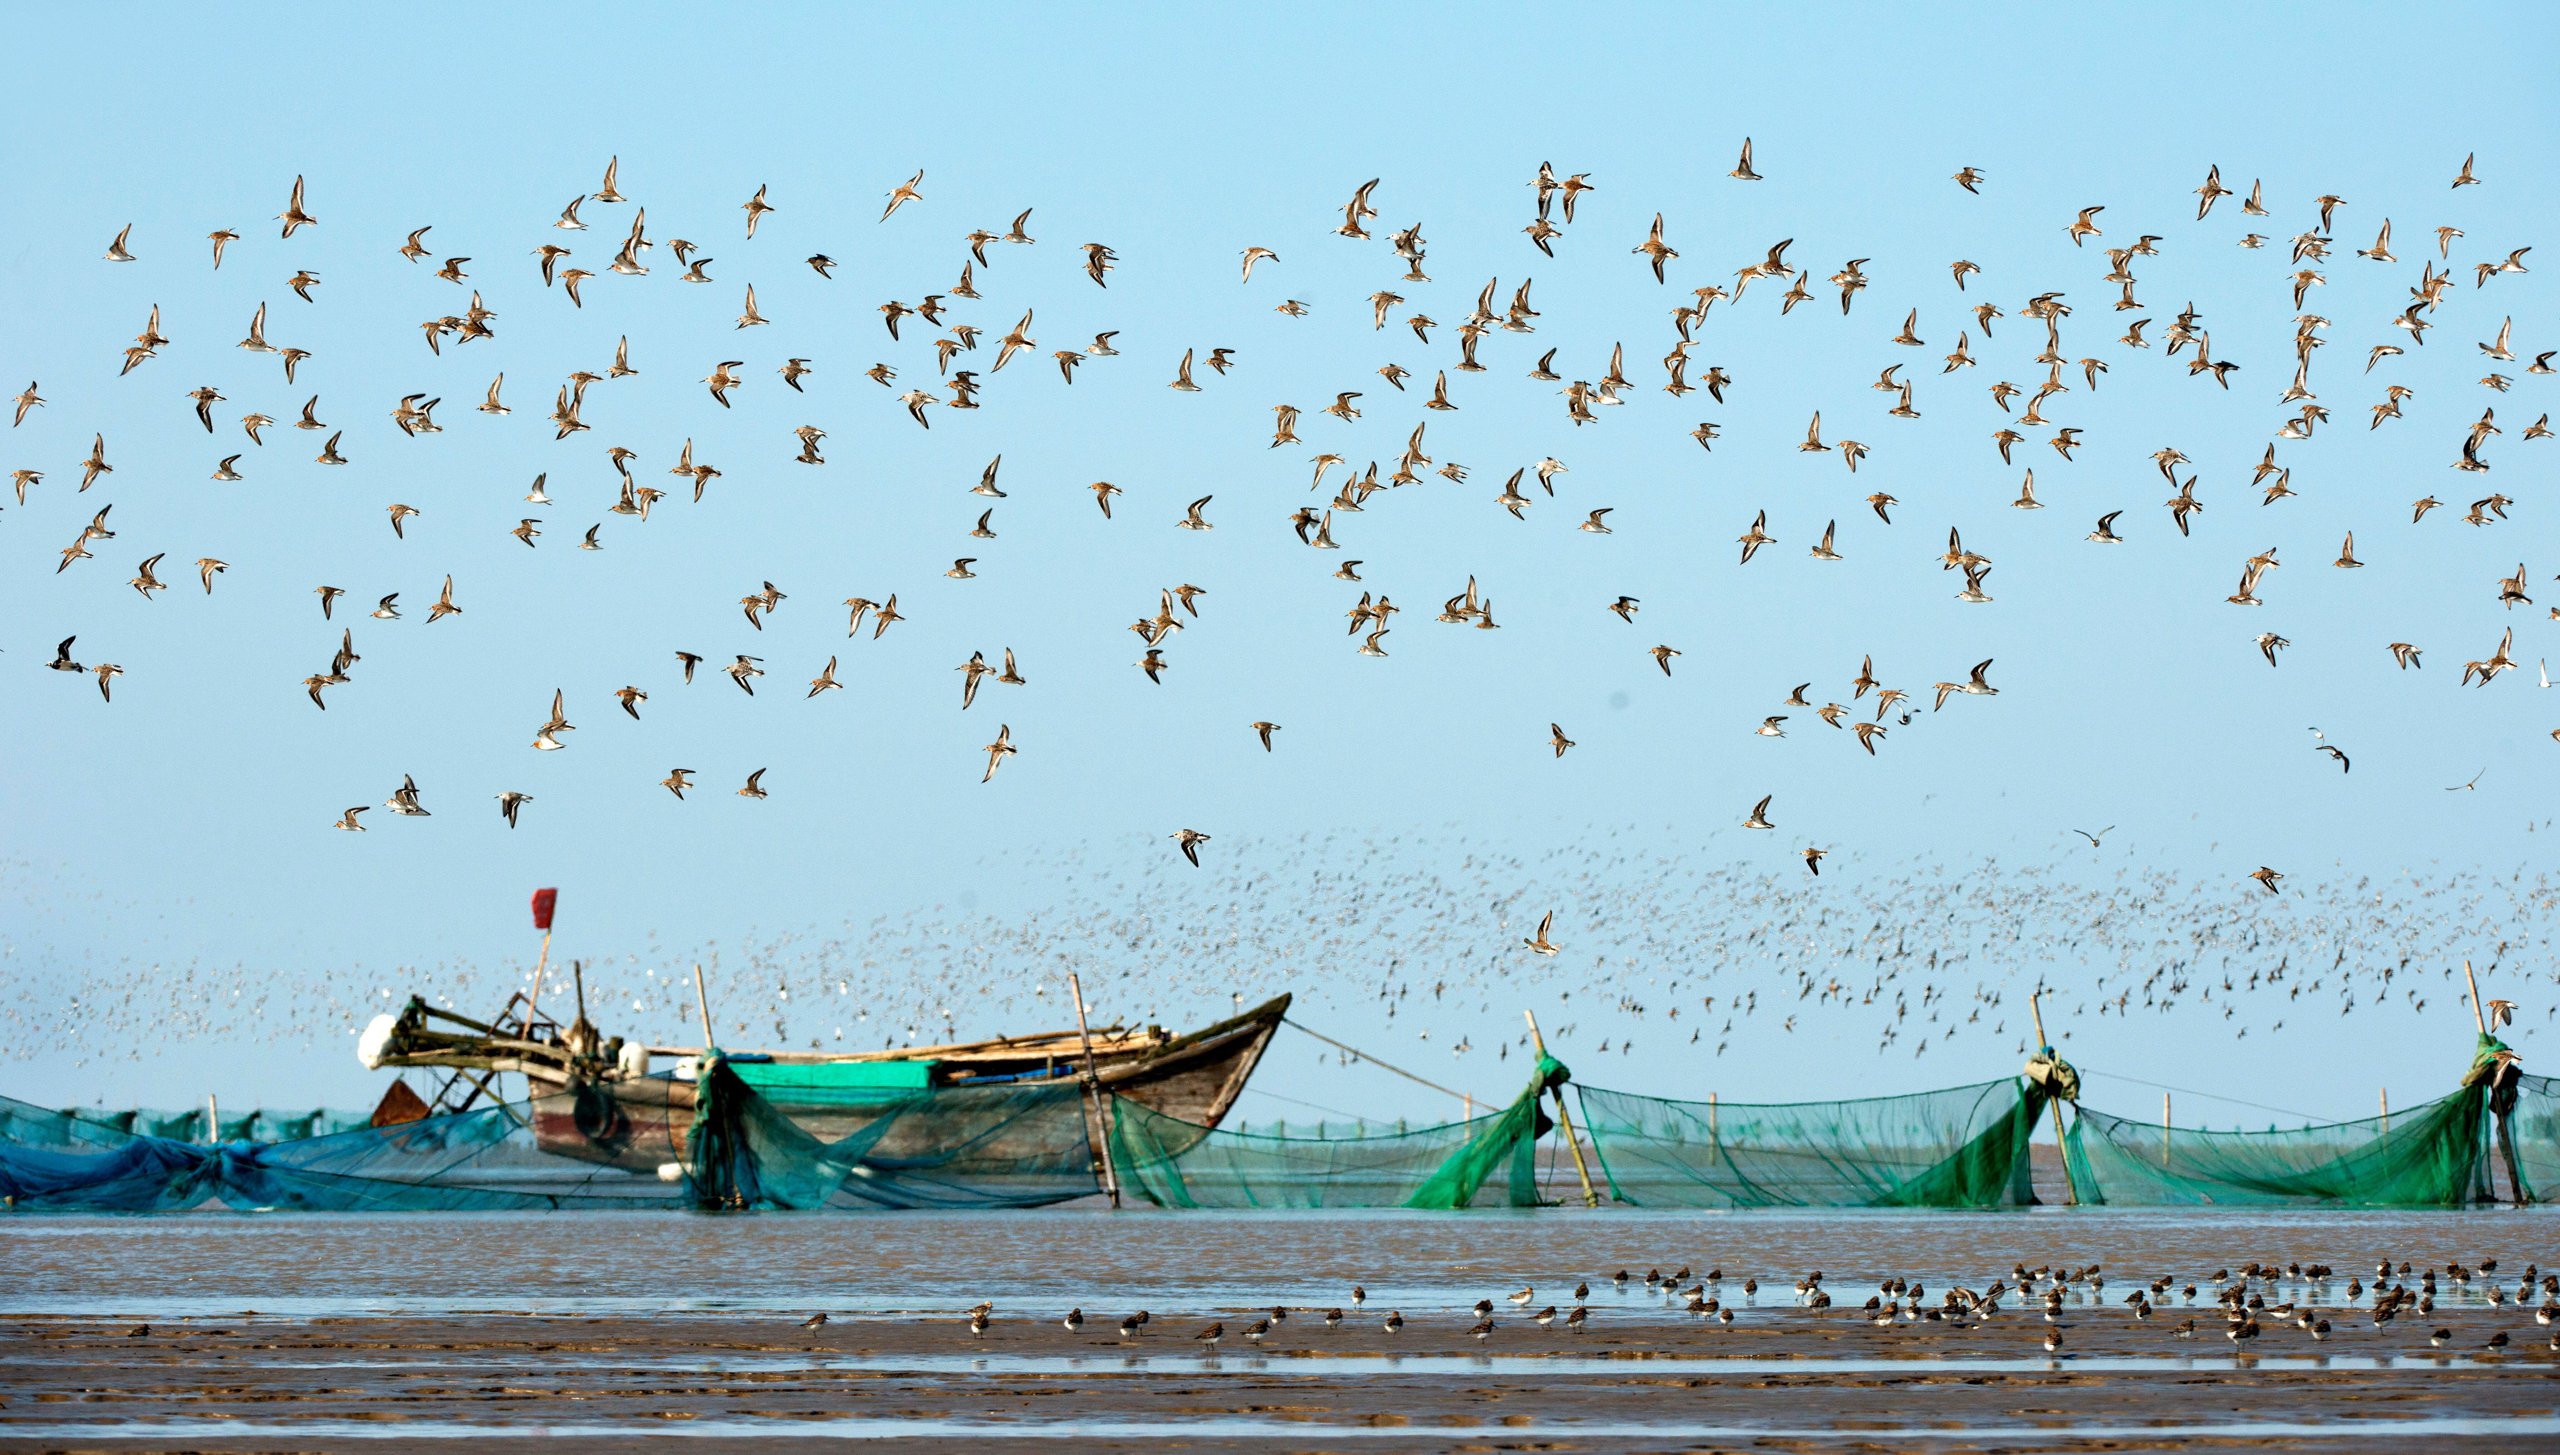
[1068,974,1122,1209]
[2462,960,2527,1205]
[2030,991,2079,1207]
[1523,1010,1600,1208]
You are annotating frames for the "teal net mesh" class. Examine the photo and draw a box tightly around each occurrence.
[0,1063,1105,1213]
[684,1056,1101,1209]
[0,1084,699,1211]
[1573,1077,2046,1208]
[1,1106,373,1148]
[2507,1072,2554,1205]
[1106,1056,1563,1209]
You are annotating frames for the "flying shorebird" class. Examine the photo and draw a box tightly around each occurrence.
[384,774,429,817]
[981,725,1016,783]
[1522,910,1561,956]
[879,170,925,222]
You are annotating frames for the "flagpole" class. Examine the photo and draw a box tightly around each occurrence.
[525,888,560,1032]
[526,926,555,1021]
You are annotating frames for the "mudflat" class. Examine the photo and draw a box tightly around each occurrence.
[4,1209,2555,1451]
[3,1304,2555,1451]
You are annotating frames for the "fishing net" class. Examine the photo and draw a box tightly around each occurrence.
[1105,1056,1565,1209]
[4,1043,2541,1213]
[685,1055,1102,1209]
[0,1063,1107,1212]
[0,1105,373,1147]
[2064,1088,2493,1208]
[2506,1072,2556,1205]
[1572,1076,2048,1208]
[2062,1037,2535,1207]
[0,1083,698,1211]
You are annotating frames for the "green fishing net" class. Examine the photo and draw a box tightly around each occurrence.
[4,1044,2540,1213]
[2062,1036,2542,1207]
[2064,1089,2492,1208]
[1571,1076,2047,1208]
[1105,1056,1565,1209]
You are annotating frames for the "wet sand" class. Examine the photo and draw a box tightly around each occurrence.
[4,1209,2555,1450]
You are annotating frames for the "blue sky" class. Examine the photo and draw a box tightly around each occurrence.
[2,3,2555,1129]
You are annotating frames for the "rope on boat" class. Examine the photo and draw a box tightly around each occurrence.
[1281,1018,1487,1113]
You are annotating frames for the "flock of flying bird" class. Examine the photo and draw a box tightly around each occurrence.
[9,145,2552,1082]
[12,827,2549,1124]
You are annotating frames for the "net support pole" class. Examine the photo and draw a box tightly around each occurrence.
[692,963,716,1049]
[1524,1010,1599,1208]
[206,1092,218,1146]
[2464,960,2525,1205]
[2162,1093,2170,1168]
[2030,991,2079,1207]
[1069,974,1121,1209]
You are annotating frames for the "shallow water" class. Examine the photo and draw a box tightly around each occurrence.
[0,1349,2502,1375]
[5,1205,2553,1319]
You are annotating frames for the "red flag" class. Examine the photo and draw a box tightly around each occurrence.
[530,888,559,931]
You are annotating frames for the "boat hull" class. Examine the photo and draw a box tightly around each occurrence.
[528,995,1288,1185]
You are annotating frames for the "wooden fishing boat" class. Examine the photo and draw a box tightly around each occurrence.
[360,991,1290,1178]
